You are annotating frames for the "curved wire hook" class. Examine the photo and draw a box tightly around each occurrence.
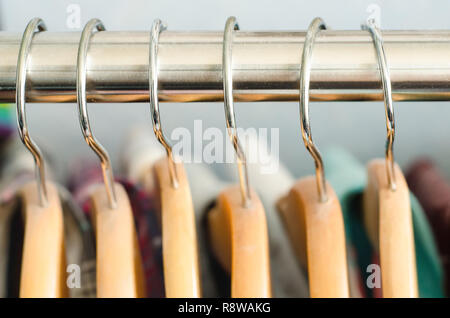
[16,18,48,207]
[149,19,179,189]
[362,19,396,191]
[299,17,328,203]
[77,18,117,209]
[223,16,251,208]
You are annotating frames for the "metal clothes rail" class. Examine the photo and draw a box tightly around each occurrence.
[0,30,449,103]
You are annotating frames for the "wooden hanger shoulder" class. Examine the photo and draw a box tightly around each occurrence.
[19,181,67,298]
[363,159,418,297]
[277,176,349,298]
[208,185,271,298]
[90,182,146,298]
[153,157,201,298]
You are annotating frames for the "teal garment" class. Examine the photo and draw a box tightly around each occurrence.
[323,147,444,298]
[0,104,12,125]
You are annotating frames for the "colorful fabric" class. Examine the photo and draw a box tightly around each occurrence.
[185,163,235,297]
[120,126,226,297]
[406,159,450,296]
[59,187,97,297]
[0,132,96,297]
[214,134,312,298]
[323,147,444,298]
[0,104,13,126]
[68,161,165,297]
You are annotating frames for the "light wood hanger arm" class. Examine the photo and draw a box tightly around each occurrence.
[153,157,201,298]
[19,181,67,298]
[277,176,349,298]
[90,182,146,298]
[363,159,418,297]
[208,186,272,298]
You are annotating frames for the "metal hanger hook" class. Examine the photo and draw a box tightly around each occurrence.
[222,16,251,208]
[299,17,328,203]
[16,18,48,207]
[363,19,396,191]
[77,18,117,209]
[149,19,179,189]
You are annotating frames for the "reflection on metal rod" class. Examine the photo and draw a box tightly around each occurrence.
[0,30,449,103]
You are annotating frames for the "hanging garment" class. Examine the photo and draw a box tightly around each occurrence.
[214,135,310,298]
[0,131,26,297]
[188,162,271,297]
[0,134,96,297]
[68,161,165,298]
[406,159,450,296]
[119,126,165,187]
[57,187,96,297]
[323,147,444,298]
[120,126,201,297]
[185,163,229,297]
[120,126,308,297]
[120,127,216,297]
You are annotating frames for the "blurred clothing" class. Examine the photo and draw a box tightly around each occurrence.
[406,159,450,295]
[324,148,444,298]
[68,162,165,297]
[0,130,96,297]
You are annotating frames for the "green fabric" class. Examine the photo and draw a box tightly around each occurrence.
[323,147,444,298]
[0,104,13,125]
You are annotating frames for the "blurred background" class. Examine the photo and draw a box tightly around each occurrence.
[1,0,450,181]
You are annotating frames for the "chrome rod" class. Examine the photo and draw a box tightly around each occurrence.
[0,30,449,103]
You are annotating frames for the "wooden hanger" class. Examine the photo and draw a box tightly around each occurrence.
[361,20,418,298]
[89,182,145,297]
[77,19,145,298]
[277,18,349,298]
[15,18,67,298]
[150,157,201,297]
[363,160,418,297]
[19,182,67,298]
[145,19,201,298]
[206,17,271,298]
[208,186,271,297]
[277,178,349,297]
